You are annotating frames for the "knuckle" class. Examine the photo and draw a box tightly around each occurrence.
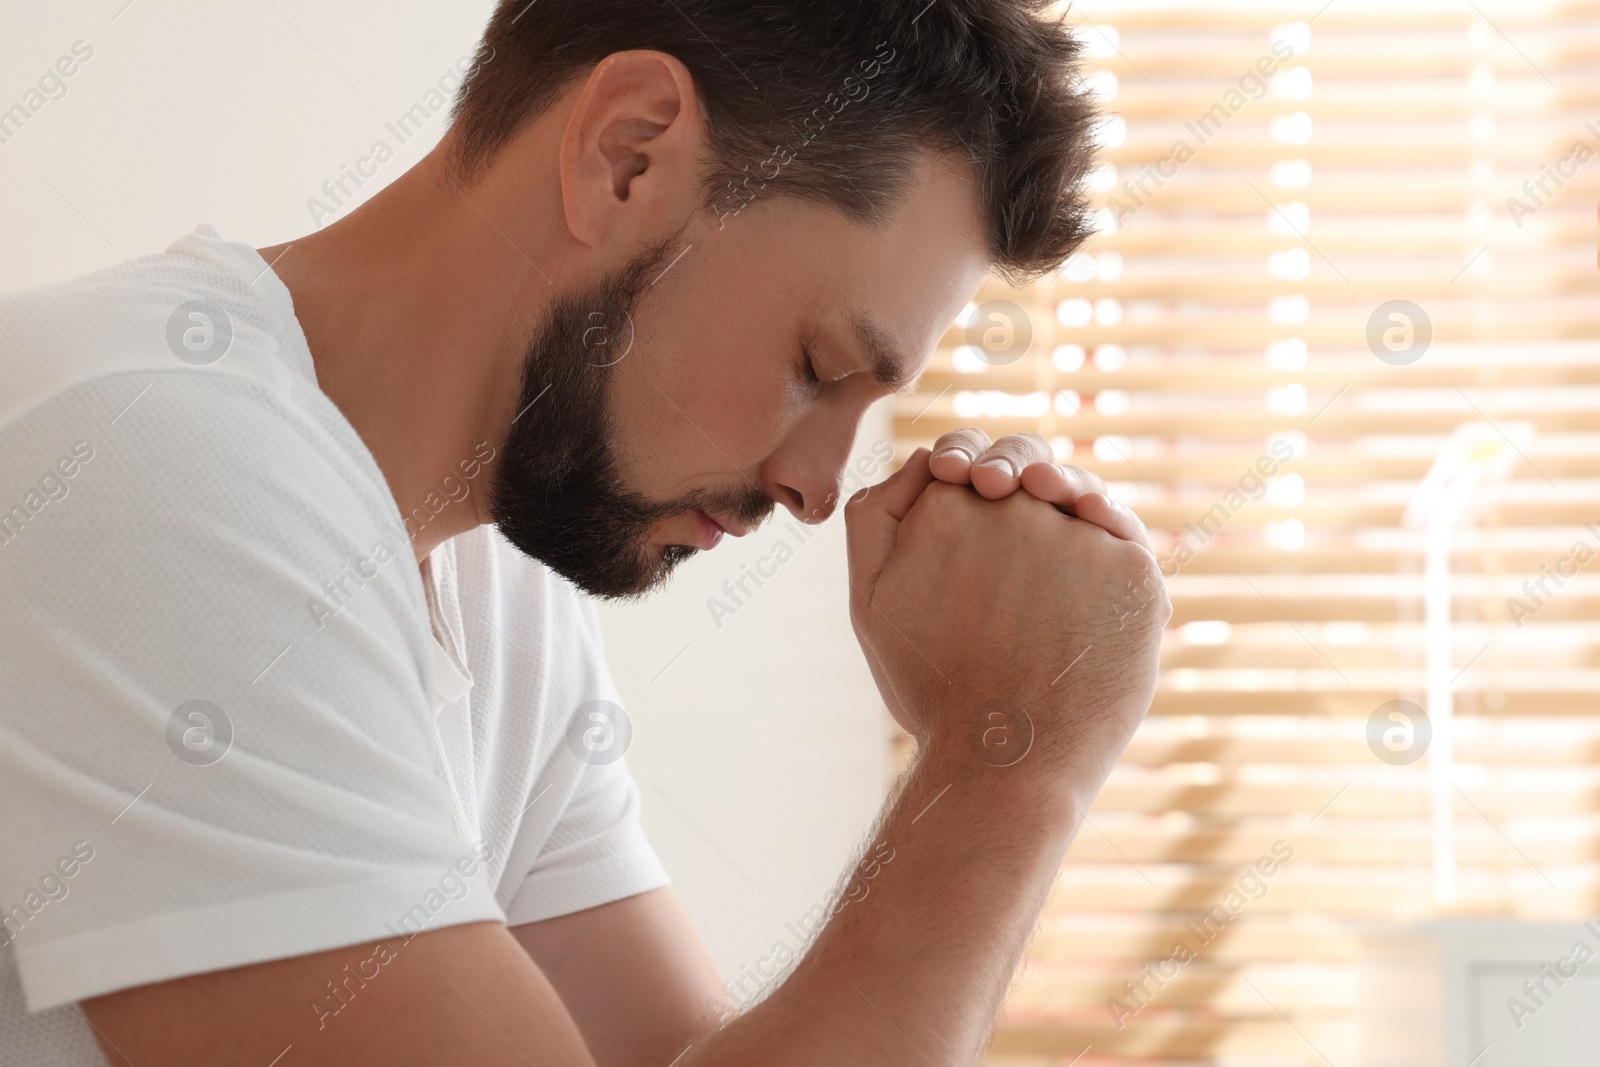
[1016,431,1052,454]
[1056,463,1089,487]
[1126,539,1164,578]
[1101,533,1147,573]
[995,433,1038,457]
[941,427,989,451]
[1001,487,1061,530]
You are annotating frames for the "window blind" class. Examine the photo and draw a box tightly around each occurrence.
[892,2,1600,1061]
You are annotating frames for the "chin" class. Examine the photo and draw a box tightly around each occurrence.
[572,541,699,602]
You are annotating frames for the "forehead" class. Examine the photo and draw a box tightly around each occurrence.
[712,152,991,377]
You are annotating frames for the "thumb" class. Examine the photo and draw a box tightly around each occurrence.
[845,447,935,602]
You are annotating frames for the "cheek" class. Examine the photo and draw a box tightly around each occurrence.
[609,333,805,491]
[678,309,805,446]
[688,354,803,451]
[618,227,812,490]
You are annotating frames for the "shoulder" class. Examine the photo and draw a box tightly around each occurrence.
[0,227,401,577]
[0,363,400,569]
[0,361,440,818]
[0,254,424,706]
[0,226,314,428]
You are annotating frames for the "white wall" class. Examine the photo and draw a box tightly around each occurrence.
[0,0,895,991]
[1,3,497,285]
[596,411,899,996]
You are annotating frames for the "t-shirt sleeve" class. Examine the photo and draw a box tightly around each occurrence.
[503,758,669,926]
[0,369,502,1013]
[502,596,669,926]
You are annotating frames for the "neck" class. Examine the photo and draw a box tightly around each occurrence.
[259,140,564,562]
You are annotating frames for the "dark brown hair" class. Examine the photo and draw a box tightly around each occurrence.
[449,0,1098,281]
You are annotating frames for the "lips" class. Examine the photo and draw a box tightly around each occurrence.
[694,509,751,549]
[692,510,724,550]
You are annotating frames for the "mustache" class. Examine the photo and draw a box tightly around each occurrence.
[678,481,776,531]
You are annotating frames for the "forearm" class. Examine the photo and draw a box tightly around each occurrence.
[686,738,1095,1066]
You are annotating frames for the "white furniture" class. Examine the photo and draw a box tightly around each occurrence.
[1359,920,1600,1066]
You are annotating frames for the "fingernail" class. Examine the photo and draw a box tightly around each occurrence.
[975,458,1015,477]
[931,447,972,462]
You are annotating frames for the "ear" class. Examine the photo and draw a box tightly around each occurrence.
[559,50,702,249]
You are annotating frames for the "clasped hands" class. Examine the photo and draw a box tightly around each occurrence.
[844,427,1170,767]
[922,428,1153,553]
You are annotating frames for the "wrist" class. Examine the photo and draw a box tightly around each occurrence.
[911,714,1091,837]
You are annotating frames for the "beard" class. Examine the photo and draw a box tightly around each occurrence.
[487,240,774,600]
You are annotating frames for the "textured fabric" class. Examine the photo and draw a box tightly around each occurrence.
[0,227,668,1064]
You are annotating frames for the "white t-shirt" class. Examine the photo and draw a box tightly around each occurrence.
[0,227,668,1064]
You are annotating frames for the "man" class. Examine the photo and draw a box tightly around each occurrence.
[0,0,1169,1063]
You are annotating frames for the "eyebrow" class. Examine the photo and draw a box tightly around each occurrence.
[850,314,916,393]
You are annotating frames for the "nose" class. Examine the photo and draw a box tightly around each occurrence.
[761,409,860,525]
[767,468,843,525]
[772,484,838,524]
